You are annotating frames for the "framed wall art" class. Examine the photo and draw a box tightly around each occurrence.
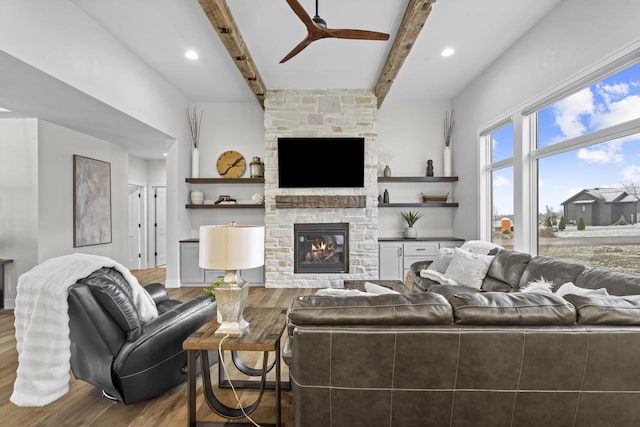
[73,155,112,247]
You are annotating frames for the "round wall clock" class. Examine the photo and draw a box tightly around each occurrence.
[216,150,246,178]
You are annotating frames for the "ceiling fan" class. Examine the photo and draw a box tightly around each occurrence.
[280,0,390,63]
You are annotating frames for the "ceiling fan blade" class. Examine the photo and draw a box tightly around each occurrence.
[280,38,313,63]
[326,28,390,41]
[285,0,315,29]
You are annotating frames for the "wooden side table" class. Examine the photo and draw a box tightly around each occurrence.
[183,307,287,427]
[0,260,13,309]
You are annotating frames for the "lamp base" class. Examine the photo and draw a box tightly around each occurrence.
[214,320,248,337]
[214,270,250,337]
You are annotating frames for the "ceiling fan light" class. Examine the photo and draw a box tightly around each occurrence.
[441,47,455,57]
[185,50,199,60]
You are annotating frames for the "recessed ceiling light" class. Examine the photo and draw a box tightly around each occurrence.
[0,107,11,112]
[441,47,455,57]
[185,50,199,60]
[163,152,167,157]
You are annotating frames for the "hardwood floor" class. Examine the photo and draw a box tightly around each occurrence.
[0,267,311,426]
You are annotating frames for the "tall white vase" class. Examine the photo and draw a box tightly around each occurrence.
[443,146,452,177]
[192,148,200,178]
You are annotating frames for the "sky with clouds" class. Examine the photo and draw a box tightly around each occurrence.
[492,61,640,217]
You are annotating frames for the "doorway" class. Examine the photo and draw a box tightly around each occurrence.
[127,184,145,270]
[152,186,167,267]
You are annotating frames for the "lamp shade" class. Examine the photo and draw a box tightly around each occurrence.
[199,225,265,270]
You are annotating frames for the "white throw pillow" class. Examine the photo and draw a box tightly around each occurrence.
[459,240,502,255]
[315,288,369,297]
[443,247,494,289]
[556,282,609,297]
[426,248,455,273]
[364,282,400,294]
[521,276,554,294]
[420,269,460,286]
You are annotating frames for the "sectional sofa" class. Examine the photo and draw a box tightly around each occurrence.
[283,247,640,427]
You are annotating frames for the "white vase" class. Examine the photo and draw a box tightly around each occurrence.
[191,148,200,178]
[403,226,417,239]
[190,190,204,205]
[443,146,452,177]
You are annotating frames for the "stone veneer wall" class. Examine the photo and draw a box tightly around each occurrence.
[263,89,379,288]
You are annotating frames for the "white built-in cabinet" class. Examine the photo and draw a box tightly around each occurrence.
[180,240,264,285]
[378,239,464,282]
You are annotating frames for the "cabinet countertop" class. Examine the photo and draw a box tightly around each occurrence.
[378,237,464,242]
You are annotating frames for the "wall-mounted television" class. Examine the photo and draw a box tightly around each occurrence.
[278,137,365,188]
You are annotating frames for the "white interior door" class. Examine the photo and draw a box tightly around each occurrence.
[154,186,167,266]
[127,185,143,270]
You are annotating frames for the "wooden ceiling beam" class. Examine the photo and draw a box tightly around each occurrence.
[198,0,267,109]
[375,0,436,108]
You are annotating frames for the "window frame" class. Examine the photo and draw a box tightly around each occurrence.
[479,48,640,255]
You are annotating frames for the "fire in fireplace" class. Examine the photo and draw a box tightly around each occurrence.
[294,223,349,274]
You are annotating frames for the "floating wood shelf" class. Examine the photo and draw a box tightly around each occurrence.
[186,203,265,209]
[377,176,458,183]
[379,203,459,208]
[186,178,264,184]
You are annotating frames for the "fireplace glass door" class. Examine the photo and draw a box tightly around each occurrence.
[294,223,349,274]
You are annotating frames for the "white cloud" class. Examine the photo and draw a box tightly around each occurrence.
[597,82,630,105]
[493,175,510,187]
[553,88,594,138]
[591,95,640,130]
[577,141,624,163]
[623,165,640,182]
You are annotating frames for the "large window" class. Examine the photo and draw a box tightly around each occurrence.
[482,56,640,274]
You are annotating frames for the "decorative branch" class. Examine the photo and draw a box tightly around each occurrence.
[444,110,455,147]
[186,106,204,149]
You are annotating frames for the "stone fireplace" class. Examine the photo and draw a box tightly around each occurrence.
[263,89,379,288]
[294,223,349,274]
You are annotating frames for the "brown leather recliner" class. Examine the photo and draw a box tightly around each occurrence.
[67,267,216,404]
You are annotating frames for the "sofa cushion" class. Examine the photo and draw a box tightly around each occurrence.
[444,248,495,289]
[575,268,640,296]
[449,292,576,325]
[428,284,482,300]
[518,256,587,291]
[482,249,532,292]
[563,294,640,325]
[288,292,453,326]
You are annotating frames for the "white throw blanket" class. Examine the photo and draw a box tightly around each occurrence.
[10,253,158,407]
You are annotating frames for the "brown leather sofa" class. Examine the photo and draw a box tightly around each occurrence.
[283,251,640,427]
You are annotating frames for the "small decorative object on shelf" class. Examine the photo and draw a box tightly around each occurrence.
[214,195,237,205]
[383,189,390,204]
[216,150,246,178]
[421,193,449,203]
[380,150,394,177]
[190,190,204,205]
[383,165,391,177]
[249,156,264,178]
[443,110,454,177]
[426,159,434,177]
[251,193,265,204]
[186,106,203,179]
[378,194,383,203]
[401,210,423,239]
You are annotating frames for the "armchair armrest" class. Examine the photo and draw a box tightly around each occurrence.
[113,296,216,376]
[143,283,170,305]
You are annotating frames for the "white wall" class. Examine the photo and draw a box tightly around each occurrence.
[0,119,39,305]
[452,0,640,241]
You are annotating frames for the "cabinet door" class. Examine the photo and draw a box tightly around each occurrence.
[180,243,205,284]
[379,242,403,281]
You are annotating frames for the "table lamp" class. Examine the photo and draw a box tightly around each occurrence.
[199,223,265,337]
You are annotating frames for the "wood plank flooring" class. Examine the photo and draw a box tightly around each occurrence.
[0,267,312,427]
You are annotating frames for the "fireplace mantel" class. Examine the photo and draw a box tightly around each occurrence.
[275,195,366,209]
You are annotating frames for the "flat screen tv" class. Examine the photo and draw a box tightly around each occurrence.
[278,137,365,188]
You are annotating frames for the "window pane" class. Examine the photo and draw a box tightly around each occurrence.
[537,61,640,148]
[491,123,514,162]
[491,166,514,248]
[537,134,640,274]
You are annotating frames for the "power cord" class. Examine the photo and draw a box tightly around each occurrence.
[218,334,261,427]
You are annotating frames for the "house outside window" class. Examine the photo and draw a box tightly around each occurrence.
[481,54,640,274]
